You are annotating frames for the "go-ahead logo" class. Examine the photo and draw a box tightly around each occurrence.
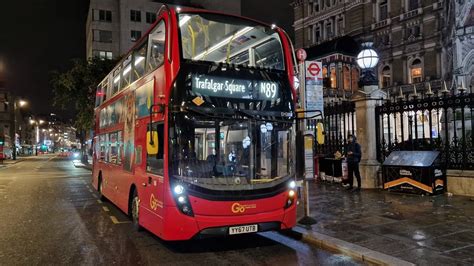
[150,194,161,211]
[231,202,256,213]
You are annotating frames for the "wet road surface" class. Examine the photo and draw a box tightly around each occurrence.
[0,155,362,265]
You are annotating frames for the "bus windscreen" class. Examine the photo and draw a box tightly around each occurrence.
[178,13,285,71]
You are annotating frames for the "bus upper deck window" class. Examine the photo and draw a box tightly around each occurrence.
[133,43,147,82]
[112,73,120,95]
[147,21,166,71]
[254,38,284,70]
[122,63,132,89]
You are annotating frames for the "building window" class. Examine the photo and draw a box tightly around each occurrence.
[351,68,359,91]
[315,0,320,12]
[408,0,419,11]
[337,18,344,35]
[93,50,113,60]
[326,22,332,39]
[130,10,141,22]
[379,1,388,21]
[330,66,337,88]
[343,66,350,90]
[146,12,157,24]
[131,30,142,42]
[93,9,112,22]
[314,27,321,43]
[93,30,112,43]
[410,59,423,83]
[381,66,391,88]
[407,25,420,39]
[322,66,328,78]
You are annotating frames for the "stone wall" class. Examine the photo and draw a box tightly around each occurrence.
[447,170,474,197]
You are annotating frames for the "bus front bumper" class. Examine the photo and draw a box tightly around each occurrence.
[161,203,296,240]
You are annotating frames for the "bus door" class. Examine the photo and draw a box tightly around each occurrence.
[141,121,165,233]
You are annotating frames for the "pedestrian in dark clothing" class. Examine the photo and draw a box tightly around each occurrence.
[345,134,362,191]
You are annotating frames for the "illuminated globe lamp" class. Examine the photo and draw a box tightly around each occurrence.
[356,42,379,87]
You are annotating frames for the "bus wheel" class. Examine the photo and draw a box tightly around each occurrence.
[131,189,142,231]
[98,174,106,201]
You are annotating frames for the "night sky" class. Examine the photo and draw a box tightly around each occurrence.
[0,0,292,120]
[0,0,89,118]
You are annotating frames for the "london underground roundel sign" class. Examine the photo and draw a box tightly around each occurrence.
[307,62,321,76]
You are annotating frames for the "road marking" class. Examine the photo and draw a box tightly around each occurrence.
[88,189,93,193]
[92,194,98,198]
[97,199,102,204]
[102,206,110,212]
[110,215,131,224]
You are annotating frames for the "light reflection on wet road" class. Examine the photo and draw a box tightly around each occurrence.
[0,155,363,265]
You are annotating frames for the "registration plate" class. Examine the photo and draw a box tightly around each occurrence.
[229,224,258,235]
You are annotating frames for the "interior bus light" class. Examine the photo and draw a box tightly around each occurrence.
[179,15,191,27]
[193,26,253,60]
[134,56,145,66]
[113,76,120,84]
[123,65,132,75]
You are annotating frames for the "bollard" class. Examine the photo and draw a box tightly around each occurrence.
[298,178,317,226]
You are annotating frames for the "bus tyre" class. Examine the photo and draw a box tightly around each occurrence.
[98,175,106,201]
[131,189,142,231]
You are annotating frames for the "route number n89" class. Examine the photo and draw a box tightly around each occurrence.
[260,82,278,99]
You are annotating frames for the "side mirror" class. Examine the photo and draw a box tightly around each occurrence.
[147,129,159,155]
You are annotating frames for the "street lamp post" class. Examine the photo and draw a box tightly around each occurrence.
[10,98,28,160]
[30,119,44,156]
[350,42,384,188]
[356,42,379,88]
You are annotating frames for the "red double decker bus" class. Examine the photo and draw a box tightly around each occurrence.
[92,6,298,240]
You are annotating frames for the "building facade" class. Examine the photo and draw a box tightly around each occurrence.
[86,0,242,60]
[293,0,447,93]
[444,0,474,90]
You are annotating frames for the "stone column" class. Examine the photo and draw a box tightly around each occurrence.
[351,85,386,188]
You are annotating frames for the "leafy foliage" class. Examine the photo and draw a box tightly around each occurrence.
[51,57,118,132]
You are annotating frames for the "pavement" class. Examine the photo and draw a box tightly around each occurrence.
[295,181,474,265]
[0,154,363,265]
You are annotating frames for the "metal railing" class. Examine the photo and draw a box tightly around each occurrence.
[375,89,474,170]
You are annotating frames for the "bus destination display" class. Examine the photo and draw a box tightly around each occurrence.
[192,75,279,100]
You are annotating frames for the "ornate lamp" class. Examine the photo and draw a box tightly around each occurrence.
[356,42,379,87]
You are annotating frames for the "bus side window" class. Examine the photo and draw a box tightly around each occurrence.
[112,69,120,95]
[132,42,147,82]
[147,20,166,72]
[146,122,164,175]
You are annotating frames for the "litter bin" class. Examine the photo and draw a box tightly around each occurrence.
[382,150,446,195]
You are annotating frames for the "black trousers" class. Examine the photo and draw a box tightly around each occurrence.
[348,161,361,188]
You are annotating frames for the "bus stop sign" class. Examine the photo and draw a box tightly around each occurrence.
[296,49,307,62]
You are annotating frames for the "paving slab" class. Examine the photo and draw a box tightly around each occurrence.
[294,182,474,265]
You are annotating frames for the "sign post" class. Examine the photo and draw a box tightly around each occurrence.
[295,49,318,226]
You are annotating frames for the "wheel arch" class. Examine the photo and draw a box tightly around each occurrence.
[128,183,137,216]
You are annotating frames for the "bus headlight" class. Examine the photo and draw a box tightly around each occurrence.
[285,189,296,209]
[172,184,194,216]
[288,190,295,197]
[289,180,296,189]
[174,184,184,195]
